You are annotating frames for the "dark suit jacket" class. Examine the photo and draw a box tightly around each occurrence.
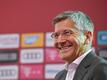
[55,51,107,80]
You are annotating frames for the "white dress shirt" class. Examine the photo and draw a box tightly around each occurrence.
[65,48,93,80]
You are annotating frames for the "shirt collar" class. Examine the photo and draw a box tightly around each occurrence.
[73,48,93,65]
[65,48,93,70]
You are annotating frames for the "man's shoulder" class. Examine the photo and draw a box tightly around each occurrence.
[96,55,107,64]
[96,56,107,67]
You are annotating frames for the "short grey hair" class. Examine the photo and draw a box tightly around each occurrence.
[52,11,94,33]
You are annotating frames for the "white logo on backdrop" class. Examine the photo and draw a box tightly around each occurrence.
[20,49,44,63]
[0,65,18,80]
[45,64,64,79]
[0,34,19,48]
[45,32,54,47]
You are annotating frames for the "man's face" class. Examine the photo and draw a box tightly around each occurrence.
[53,19,86,63]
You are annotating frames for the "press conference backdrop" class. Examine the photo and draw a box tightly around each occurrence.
[0,0,107,80]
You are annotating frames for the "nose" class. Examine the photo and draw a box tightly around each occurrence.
[57,34,66,42]
[54,38,66,49]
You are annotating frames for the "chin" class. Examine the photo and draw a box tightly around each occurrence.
[60,52,74,62]
[61,54,71,61]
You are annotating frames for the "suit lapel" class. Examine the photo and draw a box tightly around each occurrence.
[73,51,97,80]
[55,69,67,80]
[61,70,67,80]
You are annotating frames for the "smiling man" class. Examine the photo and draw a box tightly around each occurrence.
[51,11,107,80]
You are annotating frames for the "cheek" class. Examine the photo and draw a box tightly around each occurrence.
[54,41,58,48]
[70,35,85,46]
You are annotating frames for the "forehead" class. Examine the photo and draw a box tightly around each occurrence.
[54,19,76,32]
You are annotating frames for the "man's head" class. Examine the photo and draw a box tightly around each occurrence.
[51,11,94,63]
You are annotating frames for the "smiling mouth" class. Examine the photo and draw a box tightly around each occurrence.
[60,44,73,50]
[55,40,73,50]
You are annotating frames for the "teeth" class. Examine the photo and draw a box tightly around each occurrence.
[59,47,70,53]
[60,46,69,50]
[57,41,73,50]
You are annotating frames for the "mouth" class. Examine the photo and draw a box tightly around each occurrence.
[55,40,73,52]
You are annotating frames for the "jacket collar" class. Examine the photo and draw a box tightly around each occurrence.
[73,51,97,80]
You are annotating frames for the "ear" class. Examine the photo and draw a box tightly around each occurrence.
[84,31,93,45]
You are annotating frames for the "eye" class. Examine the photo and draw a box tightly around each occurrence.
[51,32,59,39]
[63,30,73,36]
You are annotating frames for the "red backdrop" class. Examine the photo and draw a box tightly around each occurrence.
[0,0,107,32]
